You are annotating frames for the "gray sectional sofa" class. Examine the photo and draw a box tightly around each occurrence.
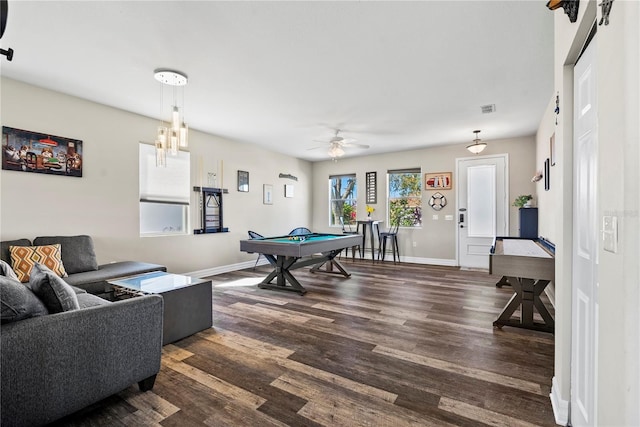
[1,235,167,298]
[0,235,167,426]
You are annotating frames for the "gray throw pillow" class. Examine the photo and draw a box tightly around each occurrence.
[1,275,49,323]
[0,259,20,281]
[33,235,99,274]
[28,263,80,313]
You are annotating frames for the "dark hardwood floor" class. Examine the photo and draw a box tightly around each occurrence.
[53,259,556,426]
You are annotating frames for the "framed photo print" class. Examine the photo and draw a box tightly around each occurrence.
[237,170,249,192]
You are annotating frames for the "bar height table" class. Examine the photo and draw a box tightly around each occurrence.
[356,219,382,261]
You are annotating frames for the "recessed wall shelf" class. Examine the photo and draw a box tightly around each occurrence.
[193,187,229,234]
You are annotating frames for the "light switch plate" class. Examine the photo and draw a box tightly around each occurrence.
[602,215,618,253]
[445,215,454,221]
[432,214,439,220]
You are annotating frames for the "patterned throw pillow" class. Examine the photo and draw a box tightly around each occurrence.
[9,244,67,283]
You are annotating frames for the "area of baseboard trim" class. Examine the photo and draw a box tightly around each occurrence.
[550,376,569,426]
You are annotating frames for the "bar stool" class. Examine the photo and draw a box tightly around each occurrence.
[377,223,400,263]
[339,217,361,259]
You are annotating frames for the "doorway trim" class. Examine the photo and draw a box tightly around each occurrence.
[455,153,509,268]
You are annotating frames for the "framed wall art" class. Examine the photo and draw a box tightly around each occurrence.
[544,158,550,191]
[424,172,452,190]
[284,184,294,198]
[366,171,377,204]
[263,184,273,204]
[2,126,83,177]
[237,170,249,192]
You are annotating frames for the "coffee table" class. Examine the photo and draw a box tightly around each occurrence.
[109,271,212,345]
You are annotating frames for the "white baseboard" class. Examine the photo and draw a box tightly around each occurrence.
[550,376,570,426]
[399,256,457,266]
[185,259,262,278]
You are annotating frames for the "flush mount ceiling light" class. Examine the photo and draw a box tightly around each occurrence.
[154,68,189,167]
[467,130,487,154]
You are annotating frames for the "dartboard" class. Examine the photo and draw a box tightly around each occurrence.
[429,192,447,211]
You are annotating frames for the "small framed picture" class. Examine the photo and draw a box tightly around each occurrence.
[263,184,273,204]
[237,170,249,192]
[424,172,452,190]
[284,184,294,198]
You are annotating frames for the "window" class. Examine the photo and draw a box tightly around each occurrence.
[139,143,190,236]
[388,168,422,227]
[329,174,357,227]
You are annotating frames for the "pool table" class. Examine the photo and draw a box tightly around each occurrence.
[239,233,363,295]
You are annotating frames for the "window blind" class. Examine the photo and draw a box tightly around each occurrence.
[139,143,190,204]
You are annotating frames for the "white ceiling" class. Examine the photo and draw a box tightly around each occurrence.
[1,1,553,162]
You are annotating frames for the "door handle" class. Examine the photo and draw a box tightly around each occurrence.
[459,213,465,228]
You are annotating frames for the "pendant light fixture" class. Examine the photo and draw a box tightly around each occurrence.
[467,130,487,154]
[154,68,189,166]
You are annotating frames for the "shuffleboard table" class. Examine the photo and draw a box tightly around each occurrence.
[490,236,555,333]
[240,233,363,295]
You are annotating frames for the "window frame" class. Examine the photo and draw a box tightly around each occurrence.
[328,174,358,228]
[387,168,422,228]
[139,142,191,237]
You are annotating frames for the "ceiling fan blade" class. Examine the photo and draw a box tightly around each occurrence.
[306,146,325,151]
[343,142,370,149]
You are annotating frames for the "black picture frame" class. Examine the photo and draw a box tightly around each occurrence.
[544,158,550,191]
[237,170,249,192]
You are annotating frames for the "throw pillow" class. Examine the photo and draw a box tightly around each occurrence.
[9,244,67,283]
[28,263,79,313]
[0,259,20,281]
[33,235,99,274]
[0,275,49,323]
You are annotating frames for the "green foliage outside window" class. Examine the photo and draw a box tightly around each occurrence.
[389,171,422,227]
[329,175,357,226]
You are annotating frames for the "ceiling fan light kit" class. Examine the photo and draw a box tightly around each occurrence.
[313,129,370,160]
[467,130,487,154]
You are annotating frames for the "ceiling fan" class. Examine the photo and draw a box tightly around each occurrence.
[309,129,370,159]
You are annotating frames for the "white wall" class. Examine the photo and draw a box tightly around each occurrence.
[311,136,536,264]
[548,0,640,424]
[0,78,313,275]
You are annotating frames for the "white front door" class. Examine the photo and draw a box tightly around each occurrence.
[571,37,598,427]
[456,155,508,269]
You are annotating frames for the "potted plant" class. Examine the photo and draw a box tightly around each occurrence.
[513,195,533,208]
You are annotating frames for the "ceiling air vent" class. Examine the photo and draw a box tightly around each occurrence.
[480,104,496,114]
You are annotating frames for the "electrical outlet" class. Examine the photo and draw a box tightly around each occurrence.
[412,241,417,247]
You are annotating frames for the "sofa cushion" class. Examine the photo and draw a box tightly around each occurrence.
[33,235,99,275]
[1,238,31,264]
[0,259,20,281]
[76,293,111,308]
[28,263,79,313]
[0,275,49,323]
[9,244,68,283]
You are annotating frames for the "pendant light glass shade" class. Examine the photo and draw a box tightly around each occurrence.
[467,130,486,154]
[154,69,188,166]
